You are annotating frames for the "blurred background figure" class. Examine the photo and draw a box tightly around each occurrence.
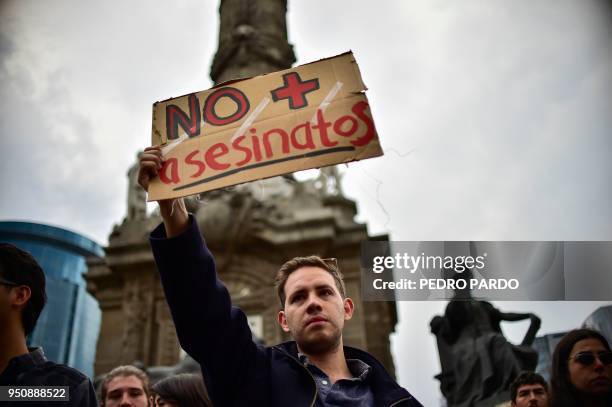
[510,371,549,407]
[0,243,98,406]
[151,373,211,407]
[100,365,151,407]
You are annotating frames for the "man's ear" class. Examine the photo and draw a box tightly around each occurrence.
[278,310,291,333]
[11,286,31,309]
[343,297,354,321]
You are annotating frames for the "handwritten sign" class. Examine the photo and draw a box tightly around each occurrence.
[148,51,383,200]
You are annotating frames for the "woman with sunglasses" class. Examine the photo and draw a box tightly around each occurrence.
[550,328,612,407]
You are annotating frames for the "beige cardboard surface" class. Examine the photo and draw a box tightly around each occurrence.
[148,51,383,200]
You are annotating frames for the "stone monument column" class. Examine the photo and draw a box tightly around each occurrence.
[89,0,400,380]
[211,0,296,84]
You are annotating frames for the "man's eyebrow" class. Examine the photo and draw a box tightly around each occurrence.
[288,283,335,299]
[288,287,306,298]
[109,386,143,393]
[518,385,545,394]
[290,283,335,293]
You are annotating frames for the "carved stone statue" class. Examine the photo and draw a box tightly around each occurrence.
[127,151,147,220]
[430,270,541,406]
[316,166,343,197]
[211,0,296,84]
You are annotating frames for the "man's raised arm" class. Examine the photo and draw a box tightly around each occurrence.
[137,147,258,405]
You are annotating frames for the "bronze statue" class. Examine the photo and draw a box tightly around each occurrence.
[430,269,541,406]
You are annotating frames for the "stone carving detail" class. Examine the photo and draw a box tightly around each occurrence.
[155,300,179,366]
[126,152,147,221]
[120,277,154,363]
[211,0,296,84]
[315,166,344,197]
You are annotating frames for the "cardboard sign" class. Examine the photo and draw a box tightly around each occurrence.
[148,51,383,200]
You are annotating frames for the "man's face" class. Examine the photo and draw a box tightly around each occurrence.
[568,338,612,396]
[0,280,29,333]
[278,267,353,355]
[104,375,149,407]
[512,383,548,407]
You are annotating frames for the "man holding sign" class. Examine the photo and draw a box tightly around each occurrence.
[138,146,422,406]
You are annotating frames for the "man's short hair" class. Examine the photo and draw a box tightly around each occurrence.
[274,256,346,308]
[100,365,150,406]
[0,243,47,336]
[510,371,548,402]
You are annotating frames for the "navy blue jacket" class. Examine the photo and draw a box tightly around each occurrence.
[150,216,422,407]
[0,348,98,407]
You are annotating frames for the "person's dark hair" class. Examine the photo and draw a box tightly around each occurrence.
[151,373,211,407]
[550,328,612,407]
[0,243,47,336]
[510,371,548,402]
[274,256,346,308]
[100,365,150,406]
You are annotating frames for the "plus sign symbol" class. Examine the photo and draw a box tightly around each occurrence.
[270,72,320,110]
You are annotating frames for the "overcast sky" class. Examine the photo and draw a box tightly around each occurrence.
[1,1,611,405]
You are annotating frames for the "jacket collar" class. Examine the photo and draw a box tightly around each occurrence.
[8,347,47,370]
[274,341,413,405]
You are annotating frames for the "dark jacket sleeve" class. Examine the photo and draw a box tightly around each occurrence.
[149,215,258,405]
[69,378,98,407]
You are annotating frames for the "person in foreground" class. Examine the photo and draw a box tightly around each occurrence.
[510,371,549,407]
[550,328,612,407]
[139,146,423,406]
[0,243,98,406]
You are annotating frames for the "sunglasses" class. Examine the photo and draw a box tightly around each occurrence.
[569,351,612,366]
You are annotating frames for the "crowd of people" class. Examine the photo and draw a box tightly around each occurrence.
[0,243,212,407]
[2,234,611,407]
[98,365,210,406]
[0,146,610,406]
[509,327,612,407]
